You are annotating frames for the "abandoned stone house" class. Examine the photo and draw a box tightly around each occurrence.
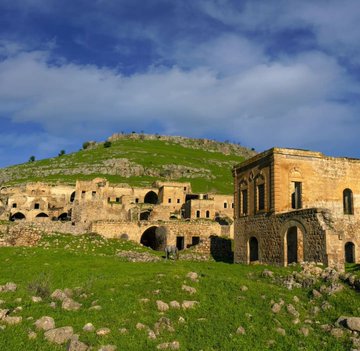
[0,178,234,251]
[233,147,360,270]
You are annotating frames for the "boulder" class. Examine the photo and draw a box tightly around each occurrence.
[35,316,55,331]
[44,326,74,344]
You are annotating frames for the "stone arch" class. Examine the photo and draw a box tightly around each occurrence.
[58,213,69,221]
[140,226,167,251]
[36,212,49,218]
[144,191,158,204]
[249,236,259,262]
[10,212,26,221]
[281,219,306,266]
[345,242,355,263]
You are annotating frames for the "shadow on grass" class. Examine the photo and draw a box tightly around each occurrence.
[346,263,360,272]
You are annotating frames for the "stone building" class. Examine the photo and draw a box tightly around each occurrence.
[0,179,234,251]
[233,147,360,270]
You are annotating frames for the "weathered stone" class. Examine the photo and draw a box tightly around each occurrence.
[51,289,68,301]
[96,328,111,336]
[62,298,81,311]
[286,304,299,318]
[181,285,197,294]
[262,269,274,278]
[98,345,117,351]
[35,316,55,331]
[136,322,147,330]
[44,326,74,344]
[186,272,198,282]
[28,331,37,339]
[148,330,157,339]
[330,328,344,338]
[182,300,199,309]
[31,296,42,303]
[276,328,286,336]
[83,323,95,332]
[299,327,309,336]
[89,305,102,311]
[0,309,9,320]
[271,303,281,314]
[169,301,180,309]
[156,300,169,312]
[240,285,248,291]
[119,327,128,334]
[236,326,246,335]
[67,337,88,351]
[3,316,22,325]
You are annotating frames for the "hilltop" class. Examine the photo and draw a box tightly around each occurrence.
[0,133,255,194]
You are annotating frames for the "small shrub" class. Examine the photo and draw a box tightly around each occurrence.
[104,141,112,148]
[82,141,90,150]
[58,150,65,157]
[28,272,51,298]
[28,155,35,162]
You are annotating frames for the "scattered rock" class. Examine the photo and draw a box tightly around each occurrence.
[83,323,95,332]
[136,323,147,330]
[154,317,174,335]
[148,330,157,339]
[236,326,246,335]
[62,298,81,311]
[31,296,42,303]
[89,305,102,311]
[181,285,197,294]
[35,316,55,331]
[44,326,74,344]
[271,303,281,314]
[96,328,111,336]
[276,328,286,336]
[186,272,198,282]
[3,316,22,325]
[51,289,68,301]
[0,309,9,320]
[139,298,150,303]
[119,328,128,334]
[178,316,185,324]
[98,345,117,351]
[169,301,180,309]
[156,300,169,312]
[330,328,344,338]
[182,300,199,309]
[67,337,88,351]
[286,304,299,318]
[240,285,248,292]
[293,296,300,303]
[262,269,274,278]
[312,289,322,298]
[49,302,56,309]
[157,341,180,350]
[0,282,17,292]
[28,331,37,339]
[337,316,360,332]
[299,327,309,336]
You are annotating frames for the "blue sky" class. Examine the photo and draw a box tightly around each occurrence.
[1,0,360,167]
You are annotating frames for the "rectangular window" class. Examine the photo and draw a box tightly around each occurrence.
[12,203,17,208]
[224,202,228,209]
[196,210,200,218]
[241,189,248,215]
[168,198,172,203]
[177,199,181,203]
[192,236,200,246]
[34,203,40,209]
[116,197,120,203]
[291,182,302,209]
[135,198,139,203]
[258,184,265,211]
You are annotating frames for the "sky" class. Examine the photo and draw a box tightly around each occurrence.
[1,0,360,167]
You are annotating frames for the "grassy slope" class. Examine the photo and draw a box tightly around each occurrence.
[1,139,245,194]
[0,234,358,351]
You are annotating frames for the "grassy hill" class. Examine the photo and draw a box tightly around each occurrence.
[0,233,358,350]
[0,134,254,194]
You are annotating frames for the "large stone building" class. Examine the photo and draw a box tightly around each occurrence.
[233,147,360,270]
[0,179,234,251]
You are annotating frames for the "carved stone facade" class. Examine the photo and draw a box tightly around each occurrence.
[0,179,234,250]
[233,148,360,270]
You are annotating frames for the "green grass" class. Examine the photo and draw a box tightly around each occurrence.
[0,234,358,350]
[1,138,246,194]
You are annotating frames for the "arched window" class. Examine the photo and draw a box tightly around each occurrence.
[239,180,248,216]
[345,242,355,263]
[343,188,354,215]
[196,210,200,218]
[206,210,210,218]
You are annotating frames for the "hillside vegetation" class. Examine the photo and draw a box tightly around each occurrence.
[0,234,359,350]
[0,134,255,194]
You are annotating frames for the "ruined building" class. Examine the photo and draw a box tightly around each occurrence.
[233,148,360,270]
[0,179,234,251]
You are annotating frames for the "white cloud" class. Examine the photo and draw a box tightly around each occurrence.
[0,45,358,157]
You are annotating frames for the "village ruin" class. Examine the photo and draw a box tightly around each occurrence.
[0,179,234,252]
[233,147,360,270]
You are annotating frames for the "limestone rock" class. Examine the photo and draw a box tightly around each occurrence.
[31,296,42,303]
[89,305,102,311]
[96,328,111,336]
[148,330,157,339]
[67,337,88,351]
[62,298,81,311]
[157,341,180,350]
[262,269,274,278]
[3,316,22,325]
[98,345,117,351]
[44,326,74,344]
[136,322,147,330]
[330,328,344,338]
[276,328,286,336]
[28,331,37,339]
[236,326,246,335]
[299,327,309,336]
[181,285,197,294]
[182,300,199,309]
[186,272,198,282]
[83,323,95,332]
[271,303,281,314]
[240,285,248,292]
[169,301,180,309]
[0,309,9,320]
[156,300,169,312]
[51,289,68,301]
[119,327,128,334]
[286,304,299,318]
[35,316,55,331]
[337,316,360,332]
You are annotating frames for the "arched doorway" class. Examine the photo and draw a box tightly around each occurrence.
[286,226,304,265]
[345,242,355,263]
[10,212,26,221]
[144,191,158,204]
[249,237,259,262]
[70,192,76,203]
[36,212,49,218]
[140,226,167,251]
[140,210,151,221]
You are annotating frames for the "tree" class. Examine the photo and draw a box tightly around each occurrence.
[104,141,112,148]
[28,156,35,162]
[58,150,65,157]
[82,141,90,150]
